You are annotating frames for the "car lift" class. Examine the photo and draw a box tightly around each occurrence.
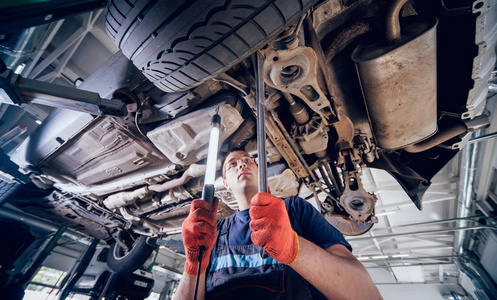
[0,62,128,118]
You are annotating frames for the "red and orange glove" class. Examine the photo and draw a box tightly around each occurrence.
[182,199,218,276]
[249,192,299,265]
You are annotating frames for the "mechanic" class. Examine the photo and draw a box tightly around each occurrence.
[174,149,382,299]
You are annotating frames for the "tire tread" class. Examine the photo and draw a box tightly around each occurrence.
[106,0,318,92]
[0,179,21,205]
[106,235,155,274]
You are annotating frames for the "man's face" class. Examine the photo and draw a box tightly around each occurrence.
[222,150,259,192]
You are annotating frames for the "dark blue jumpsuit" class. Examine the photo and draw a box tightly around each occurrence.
[205,196,351,299]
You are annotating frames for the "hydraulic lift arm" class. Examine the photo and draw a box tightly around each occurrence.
[0,68,127,117]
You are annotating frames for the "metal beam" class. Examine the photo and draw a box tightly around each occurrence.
[29,27,87,79]
[468,131,497,144]
[36,71,56,82]
[23,19,64,78]
[349,225,496,241]
[374,281,459,285]
[351,238,396,252]
[399,236,453,246]
[374,195,456,211]
[0,205,59,232]
[352,240,454,256]
[352,215,490,233]
[364,177,458,193]
[90,26,119,53]
[352,238,460,257]
[49,38,85,83]
[355,245,454,256]
[48,10,103,83]
[20,226,66,285]
[82,11,93,29]
[365,262,457,269]
[362,255,460,264]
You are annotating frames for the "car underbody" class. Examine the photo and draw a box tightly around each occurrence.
[1,0,495,273]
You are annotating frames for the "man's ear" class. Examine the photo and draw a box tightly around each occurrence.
[223,179,231,190]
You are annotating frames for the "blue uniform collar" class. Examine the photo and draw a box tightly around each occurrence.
[235,208,250,222]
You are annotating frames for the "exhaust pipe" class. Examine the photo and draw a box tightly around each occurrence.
[103,164,207,210]
[404,115,490,153]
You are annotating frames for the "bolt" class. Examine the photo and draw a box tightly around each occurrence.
[44,14,53,21]
[176,152,185,159]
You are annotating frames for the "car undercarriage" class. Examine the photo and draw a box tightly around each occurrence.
[0,0,495,273]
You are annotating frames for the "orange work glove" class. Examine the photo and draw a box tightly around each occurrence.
[182,199,218,276]
[249,192,299,265]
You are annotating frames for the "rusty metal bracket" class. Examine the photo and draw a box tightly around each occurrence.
[241,90,309,179]
[262,46,336,122]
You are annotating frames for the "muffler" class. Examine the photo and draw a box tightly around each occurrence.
[352,0,438,150]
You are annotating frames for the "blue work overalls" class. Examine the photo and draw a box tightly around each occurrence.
[205,210,315,299]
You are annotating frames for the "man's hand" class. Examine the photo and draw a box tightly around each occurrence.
[249,192,298,265]
[182,199,218,276]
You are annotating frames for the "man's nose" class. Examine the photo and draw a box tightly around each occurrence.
[237,160,247,169]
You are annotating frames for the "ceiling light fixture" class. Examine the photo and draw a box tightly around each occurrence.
[375,210,397,216]
[14,63,25,74]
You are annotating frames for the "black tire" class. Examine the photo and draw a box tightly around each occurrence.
[105,0,318,93]
[0,179,21,206]
[106,235,155,274]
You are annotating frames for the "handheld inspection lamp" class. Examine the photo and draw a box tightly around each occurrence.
[194,109,221,300]
[201,111,221,207]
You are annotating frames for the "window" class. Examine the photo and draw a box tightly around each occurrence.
[23,266,66,300]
